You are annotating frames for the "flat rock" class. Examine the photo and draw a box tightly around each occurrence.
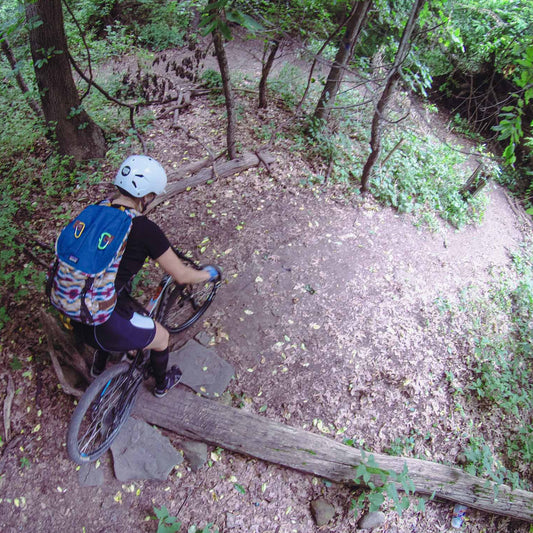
[78,462,105,487]
[169,339,234,397]
[194,330,214,346]
[310,498,335,527]
[358,511,386,530]
[177,439,208,471]
[110,417,183,481]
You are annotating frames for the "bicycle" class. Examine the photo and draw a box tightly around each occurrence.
[66,248,221,464]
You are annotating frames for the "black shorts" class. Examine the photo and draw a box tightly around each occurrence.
[72,308,156,353]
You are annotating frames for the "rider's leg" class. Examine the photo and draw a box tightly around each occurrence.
[145,322,170,390]
[91,349,111,377]
[146,322,181,397]
[71,320,110,377]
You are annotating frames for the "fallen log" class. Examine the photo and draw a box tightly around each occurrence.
[134,387,533,523]
[148,150,275,211]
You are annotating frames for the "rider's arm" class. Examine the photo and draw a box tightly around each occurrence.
[156,248,212,285]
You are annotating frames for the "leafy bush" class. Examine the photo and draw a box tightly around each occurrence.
[0,62,44,158]
[199,68,223,90]
[152,505,219,533]
[81,24,137,61]
[371,132,489,228]
[268,63,308,109]
[137,21,185,51]
[130,0,193,50]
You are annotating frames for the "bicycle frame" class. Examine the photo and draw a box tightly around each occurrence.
[144,274,174,317]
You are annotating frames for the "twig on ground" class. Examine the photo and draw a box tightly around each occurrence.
[255,150,273,175]
[3,375,14,442]
[0,434,23,475]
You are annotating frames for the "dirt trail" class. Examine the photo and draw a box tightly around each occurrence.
[1,36,531,533]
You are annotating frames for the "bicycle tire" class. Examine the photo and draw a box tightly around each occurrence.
[66,362,141,464]
[156,279,218,334]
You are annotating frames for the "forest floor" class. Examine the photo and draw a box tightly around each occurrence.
[1,37,532,533]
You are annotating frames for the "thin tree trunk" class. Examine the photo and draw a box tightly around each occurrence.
[360,0,426,193]
[211,23,236,159]
[258,39,280,109]
[25,0,106,160]
[1,33,42,118]
[314,0,372,122]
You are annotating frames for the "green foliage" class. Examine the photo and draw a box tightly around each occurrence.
[492,45,533,167]
[0,63,44,158]
[444,1,532,74]
[466,247,533,440]
[463,435,523,490]
[348,451,425,516]
[133,0,192,50]
[293,116,363,190]
[438,241,533,488]
[66,0,196,53]
[153,505,181,533]
[81,24,136,61]
[371,132,489,229]
[200,0,263,40]
[151,506,219,533]
[267,63,307,109]
[383,428,432,458]
[200,68,223,90]
[450,113,485,142]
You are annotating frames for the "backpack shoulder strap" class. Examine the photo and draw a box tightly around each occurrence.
[98,199,140,219]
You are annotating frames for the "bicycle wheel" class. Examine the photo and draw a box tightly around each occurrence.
[66,362,141,464]
[156,279,218,334]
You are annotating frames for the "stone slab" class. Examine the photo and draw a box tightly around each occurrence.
[78,461,105,487]
[110,417,183,482]
[169,339,234,398]
[176,439,208,471]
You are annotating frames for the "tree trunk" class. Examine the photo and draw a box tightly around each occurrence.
[209,6,236,159]
[360,0,426,193]
[25,0,106,160]
[258,39,280,109]
[313,0,372,123]
[135,387,533,523]
[360,71,399,191]
[1,33,43,119]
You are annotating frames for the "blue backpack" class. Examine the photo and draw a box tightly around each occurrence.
[46,201,138,325]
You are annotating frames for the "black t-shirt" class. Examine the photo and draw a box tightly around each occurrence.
[115,213,171,292]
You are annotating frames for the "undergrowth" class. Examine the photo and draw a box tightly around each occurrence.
[437,240,533,489]
[371,132,489,229]
[272,69,494,229]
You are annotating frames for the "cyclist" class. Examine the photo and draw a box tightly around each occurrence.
[71,155,221,397]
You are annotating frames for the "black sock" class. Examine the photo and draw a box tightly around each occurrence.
[150,347,169,389]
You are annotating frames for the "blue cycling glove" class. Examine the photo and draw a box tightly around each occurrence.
[202,265,221,281]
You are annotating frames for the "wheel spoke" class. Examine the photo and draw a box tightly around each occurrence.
[68,366,141,462]
[162,282,215,331]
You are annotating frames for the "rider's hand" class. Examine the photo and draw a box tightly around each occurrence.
[202,265,222,282]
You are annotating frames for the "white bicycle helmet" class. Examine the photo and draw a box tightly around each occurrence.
[114,155,167,197]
